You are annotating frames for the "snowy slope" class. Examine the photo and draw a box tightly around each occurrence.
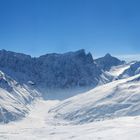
[0,49,125,124]
[0,71,39,123]
[109,63,132,77]
[0,98,140,140]
[50,74,140,124]
[0,49,140,139]
[0,66,140,139]
[119,61,140,78]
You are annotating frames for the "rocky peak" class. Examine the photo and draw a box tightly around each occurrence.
[95,53,125,71]
[104,53,112,58]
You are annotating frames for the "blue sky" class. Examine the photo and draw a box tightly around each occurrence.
[0,0,140,57]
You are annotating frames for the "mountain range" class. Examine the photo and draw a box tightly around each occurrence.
[0,49,124,89]
[0,49,140,125]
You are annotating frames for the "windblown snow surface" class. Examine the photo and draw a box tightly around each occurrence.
[0,71,39,123]
[1,99,140,140]
[1,64,140,139]
[109,63,132,77]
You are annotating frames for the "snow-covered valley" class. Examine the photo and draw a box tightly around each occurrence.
[1,74,140,140]
[1,99,140,140]
[1,50,140,139]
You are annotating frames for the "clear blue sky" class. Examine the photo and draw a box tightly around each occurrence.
[0,0,140,57]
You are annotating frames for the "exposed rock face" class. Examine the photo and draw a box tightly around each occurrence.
[0,49,34,82]
[119,61,140,78]
[36,49,102,88]
[0,49,109,89]
[95,53,125,71]
[0,49,124,89]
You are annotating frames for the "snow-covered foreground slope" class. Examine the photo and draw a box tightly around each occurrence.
[0,71,39,123]
[1,73,140,139]
[0,99,140,140]
[50,74,140,124]
[1,59,140,139]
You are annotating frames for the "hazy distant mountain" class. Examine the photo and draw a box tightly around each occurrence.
[95,53,125,71]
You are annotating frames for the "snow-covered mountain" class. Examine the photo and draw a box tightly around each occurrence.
[50,74,140,124]
[36,49,103,88]
[0,49,126,123]
[0,49,121,90]
[0,70,39,123]
[119,61,140,78]
[95,53,125,71]
[1,49,140,139]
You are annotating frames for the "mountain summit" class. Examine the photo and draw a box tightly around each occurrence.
[95,53,125,71]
